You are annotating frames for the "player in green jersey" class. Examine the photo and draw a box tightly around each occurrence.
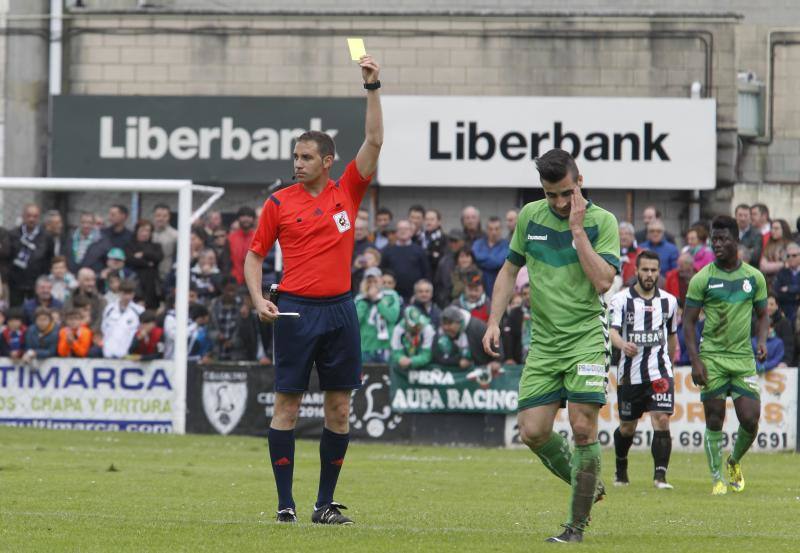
[683,215,769,496]
[483,149,619,544]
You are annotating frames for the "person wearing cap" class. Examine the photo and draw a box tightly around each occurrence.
[228,206,257,285]
[451,270,490,322]
[101,279,144,359]
[98,247,137,294]
[355,266,401,363]
[389,305,435,370]
[434,305,502,371]
[434,229,466,307]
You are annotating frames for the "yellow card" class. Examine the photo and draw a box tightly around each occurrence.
[347,37,367,61]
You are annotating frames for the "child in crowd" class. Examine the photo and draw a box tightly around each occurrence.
[48,255,78,303]
[1,308,27,360]
[103,272,122,306]
[22,308,60,363]
[190,248,223,305]
[187,303,213,363]
[128,310,164,361]
[57,309,93,358]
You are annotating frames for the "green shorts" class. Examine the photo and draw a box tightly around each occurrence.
[517,350,608,411]
[699,355,760,402]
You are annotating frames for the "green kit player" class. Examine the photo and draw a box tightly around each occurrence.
[683,215,768,496]
[483,149,619,544]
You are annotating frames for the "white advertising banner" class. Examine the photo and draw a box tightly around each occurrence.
[0,358,178,433]
[379,96,717,189]
[506,367,797,452]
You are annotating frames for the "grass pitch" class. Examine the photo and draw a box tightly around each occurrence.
[0,427,797,552]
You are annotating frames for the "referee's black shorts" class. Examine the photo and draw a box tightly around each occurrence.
[273,292,362,393]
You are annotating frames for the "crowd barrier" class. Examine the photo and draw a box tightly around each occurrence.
[0,357,797,452]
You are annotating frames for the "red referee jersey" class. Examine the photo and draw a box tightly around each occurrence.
[249,160,372,298]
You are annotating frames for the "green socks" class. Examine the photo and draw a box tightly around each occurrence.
[732,426,757,463]
[532,432,573,485]
[704,429,724,482]
[568,442,601,530]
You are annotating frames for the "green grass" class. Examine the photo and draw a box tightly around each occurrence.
[0,427,797,552]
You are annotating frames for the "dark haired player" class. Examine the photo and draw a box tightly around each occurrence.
[244,55,382,524]
[683,215,768,496]
[482,148,619,544]
[609,250,678,489]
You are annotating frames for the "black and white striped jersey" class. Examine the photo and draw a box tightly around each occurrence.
[609,286,678,385]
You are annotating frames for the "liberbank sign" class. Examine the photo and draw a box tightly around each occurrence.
[378,96,717,189]
[51,95,365,184]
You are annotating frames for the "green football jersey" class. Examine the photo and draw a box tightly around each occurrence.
[685,261,767,358]
[507,199,620,358]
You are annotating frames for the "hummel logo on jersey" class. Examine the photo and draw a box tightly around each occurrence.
[708,283,724,289]
[274,457,291,466]
[527,234,548,240]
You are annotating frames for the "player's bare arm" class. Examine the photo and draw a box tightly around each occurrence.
[754,303,769,362]
[482,260,521,357]
[667,332,678,362]
[682,305,707,386]
[355,55,383,178]
[569,191,615,294]
[244,250,279,323]
[609,327,638,358]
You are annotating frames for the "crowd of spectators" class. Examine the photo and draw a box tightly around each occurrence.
[0,203,272,364]
[1,198,799,372]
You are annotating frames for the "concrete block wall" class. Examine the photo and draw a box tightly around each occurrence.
[57,11,739,235]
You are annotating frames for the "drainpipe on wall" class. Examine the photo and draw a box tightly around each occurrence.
[688,81,702,224]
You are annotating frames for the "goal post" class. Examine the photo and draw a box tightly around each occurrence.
[0,177,223,434]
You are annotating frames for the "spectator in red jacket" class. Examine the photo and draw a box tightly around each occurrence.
[227,206,256,284]
[128,310,164,360]
[664,252,696,308]
[451,270,490,322]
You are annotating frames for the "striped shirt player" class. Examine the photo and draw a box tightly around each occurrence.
[610,287,678,387]
[608,249,678,490]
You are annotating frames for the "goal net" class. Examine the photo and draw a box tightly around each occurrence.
[0,178,223,434]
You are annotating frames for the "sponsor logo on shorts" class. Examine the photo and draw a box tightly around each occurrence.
[744,375,760,390]
[651,378,670,394]
[586,379,605,387]
[577,363,606,376]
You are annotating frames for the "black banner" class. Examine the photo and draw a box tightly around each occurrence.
[51,95,365,184]
[186,362,411,441]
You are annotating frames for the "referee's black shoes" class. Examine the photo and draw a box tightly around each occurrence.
[275,508,297,523]
[311,502,354,525]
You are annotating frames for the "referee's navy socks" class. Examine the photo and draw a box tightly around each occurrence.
[316,427,350,509]
[268,427,296,510]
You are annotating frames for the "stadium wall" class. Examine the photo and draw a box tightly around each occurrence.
[56,8,740,233]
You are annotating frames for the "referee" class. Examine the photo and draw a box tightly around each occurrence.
[609,250,678,489]
[244,55,383,525]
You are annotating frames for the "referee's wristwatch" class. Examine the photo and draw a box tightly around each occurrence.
[364,80,381,90]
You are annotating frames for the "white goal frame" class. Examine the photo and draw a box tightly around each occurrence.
[0,178,224,434]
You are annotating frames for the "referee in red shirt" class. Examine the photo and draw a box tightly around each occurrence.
[244,55,383,525]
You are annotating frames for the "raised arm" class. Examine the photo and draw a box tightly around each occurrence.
[355,55,383,178]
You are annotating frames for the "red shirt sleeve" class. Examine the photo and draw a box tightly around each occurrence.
[249,196,280,257]
[339,160,372,206]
